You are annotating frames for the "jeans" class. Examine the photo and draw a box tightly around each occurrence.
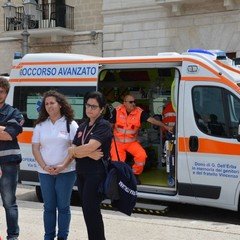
[0,164,19,240]
[38,171,76,240]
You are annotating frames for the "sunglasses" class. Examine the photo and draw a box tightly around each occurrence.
[125,101,136,104]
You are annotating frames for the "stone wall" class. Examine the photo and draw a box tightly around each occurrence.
[102,0,240,57]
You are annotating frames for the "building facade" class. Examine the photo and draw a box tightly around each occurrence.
[0,0,240,74]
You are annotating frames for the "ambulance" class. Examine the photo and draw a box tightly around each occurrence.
[7,49,240,211]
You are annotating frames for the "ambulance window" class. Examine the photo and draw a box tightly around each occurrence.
[13,86,96,127]
[226,93,240,136]
[193,86,240,137]
[192,87,227,137]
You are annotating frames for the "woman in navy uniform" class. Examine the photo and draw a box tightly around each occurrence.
[56,91,112,240]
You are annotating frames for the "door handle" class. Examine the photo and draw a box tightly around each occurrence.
[189,136,199,152]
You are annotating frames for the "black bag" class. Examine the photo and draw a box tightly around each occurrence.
[104,160,137,216]
[103,136,138,216]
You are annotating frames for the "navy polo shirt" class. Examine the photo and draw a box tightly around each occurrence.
[73,116,113,174]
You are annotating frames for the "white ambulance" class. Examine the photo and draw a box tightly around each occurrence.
[7,49,240,211]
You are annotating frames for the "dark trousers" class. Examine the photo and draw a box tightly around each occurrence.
[76,167,106,240]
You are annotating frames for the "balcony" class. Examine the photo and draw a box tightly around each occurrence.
[3,3,75,40]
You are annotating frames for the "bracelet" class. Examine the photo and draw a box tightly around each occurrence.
[43,165,46,170]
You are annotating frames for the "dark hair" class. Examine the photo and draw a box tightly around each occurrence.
[0,77,10,94]
[85,91,106,109]
[35,90,74,125]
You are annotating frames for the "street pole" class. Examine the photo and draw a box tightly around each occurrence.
[21,14,30,56]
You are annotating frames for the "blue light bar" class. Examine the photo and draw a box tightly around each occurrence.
[187,49,215,56]
[14,52,22,59]
[208,49,227,58]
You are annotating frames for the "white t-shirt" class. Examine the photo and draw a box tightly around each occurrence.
[32,116,78,173]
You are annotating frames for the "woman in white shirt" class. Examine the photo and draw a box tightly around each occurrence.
[32,90,78,240]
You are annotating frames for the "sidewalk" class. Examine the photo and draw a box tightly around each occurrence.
[1,187,240,239]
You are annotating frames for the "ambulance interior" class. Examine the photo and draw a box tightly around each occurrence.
[98,67,177,191]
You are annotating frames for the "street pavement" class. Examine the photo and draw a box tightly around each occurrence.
[0,185,240,240]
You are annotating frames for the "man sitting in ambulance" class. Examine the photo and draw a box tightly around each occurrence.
[108,94,173,184]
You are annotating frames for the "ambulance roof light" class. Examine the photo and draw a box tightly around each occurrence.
[208,49,227,60]
[187,48,228,60]
[187,49,215,56]
[14,52,22,59]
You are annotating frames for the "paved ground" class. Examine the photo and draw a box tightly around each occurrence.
[0,185,240,240]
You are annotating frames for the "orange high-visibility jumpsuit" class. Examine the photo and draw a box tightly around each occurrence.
[162,101,176,135]
[111,105,147,175]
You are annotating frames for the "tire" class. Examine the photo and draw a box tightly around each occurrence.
[35,186,43,203]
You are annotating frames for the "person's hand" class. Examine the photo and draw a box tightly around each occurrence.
[89,149,104,161]
[167,126,174,133]
[52,165,65,175]
[43,165,55,175]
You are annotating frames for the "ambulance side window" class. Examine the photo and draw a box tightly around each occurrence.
[193,86,240,137]
[226,92,240,136]
[13,86,96,127]
[192,86,227,137]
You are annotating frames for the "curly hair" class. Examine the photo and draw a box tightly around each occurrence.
[34,90,75,125]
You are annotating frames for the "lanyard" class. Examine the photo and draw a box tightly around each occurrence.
[81,123,95,145]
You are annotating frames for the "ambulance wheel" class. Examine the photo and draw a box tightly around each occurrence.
[35,186,43,203]
[168,177,175,187]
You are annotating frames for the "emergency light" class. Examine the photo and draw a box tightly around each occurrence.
[14,52,22,59]
[208,49,227,60]
[187,48,227,60]
[187,48,215,56]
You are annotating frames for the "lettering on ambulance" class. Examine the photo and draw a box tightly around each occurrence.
[178,136,240,179]
[19,65,98,78]
[22,157,38,169]
[191,162,240,179]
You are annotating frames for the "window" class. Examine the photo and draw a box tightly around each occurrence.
[13,86,96,127]
[192,86,240,138]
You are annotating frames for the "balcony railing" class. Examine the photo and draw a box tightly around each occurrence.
[3,3,74,32]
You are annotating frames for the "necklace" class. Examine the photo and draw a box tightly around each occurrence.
[81,123,95,145]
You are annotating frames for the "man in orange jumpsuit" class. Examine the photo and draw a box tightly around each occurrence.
[109,95,172,184]
[162,101,176,136]
[161,101,176,166]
